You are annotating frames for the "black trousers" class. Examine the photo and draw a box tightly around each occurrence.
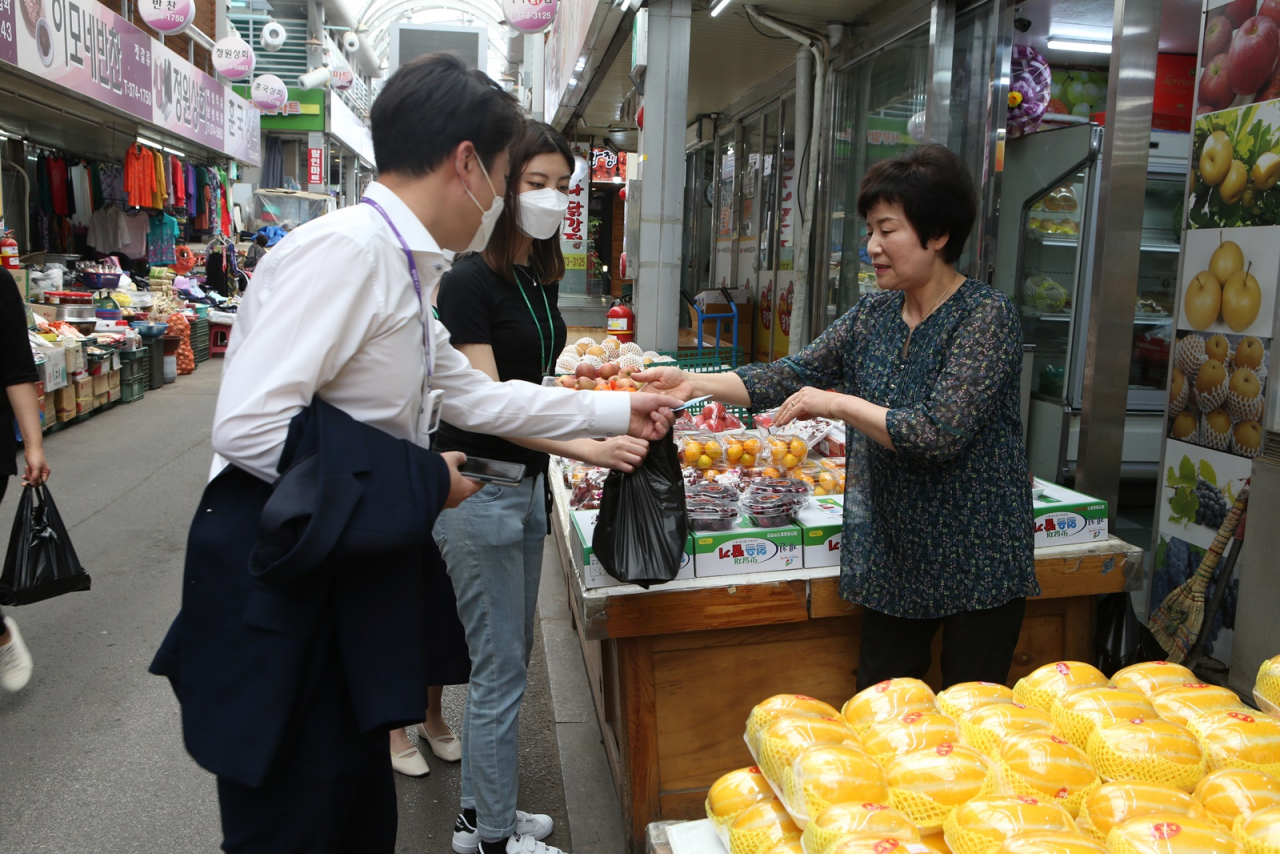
[217,640,396,854]
[855,598,1027,691]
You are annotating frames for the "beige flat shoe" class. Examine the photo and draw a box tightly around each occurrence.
[418,723,462,762]
[390,746,430,777]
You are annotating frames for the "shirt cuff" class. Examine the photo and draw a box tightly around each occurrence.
[590,392,631,437]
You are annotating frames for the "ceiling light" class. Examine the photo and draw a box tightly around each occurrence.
[137,136,165,149]
[575,57,586,71]
[710,0,732,16]
[1045,38,1111,53]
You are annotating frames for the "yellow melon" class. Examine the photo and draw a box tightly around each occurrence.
[785,745,889,823]
[1086,719,1206,791]
[960,703,1059,757]
[917,835,954,854]
[1077,781,1211,843]
[993,833,1107,854]
[1151,683,1249,728]
[707,766,775,829]
[802,802,921,854]
[938,683,1017,721]
[843,679,939,736]
[827,836,932,854]
[758,715,862,789]
[760,842,805,854]
[1255,658,1280,717]
[1113,662,1197,699]
[1051,687,1157,750]
[1195,769,1280,831]
[885,744,990,833]
[1107,813,1240,854]
[1189,711,1280,778]
[942,796,1078,854]
[747,695,843,756]
[862,713,962,763]
[1234,803,1280,854]
[985,732,1100,817]
[1013,663,1110,712]
[729,800,802,854]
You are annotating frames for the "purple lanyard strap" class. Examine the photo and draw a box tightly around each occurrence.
[362,196,433,383]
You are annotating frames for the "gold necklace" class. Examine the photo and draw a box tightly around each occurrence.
[902,275,963,360]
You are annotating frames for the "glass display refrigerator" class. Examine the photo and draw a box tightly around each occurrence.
[994,124,1188,483]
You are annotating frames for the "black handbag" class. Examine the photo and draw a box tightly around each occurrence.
[0,484,92,605]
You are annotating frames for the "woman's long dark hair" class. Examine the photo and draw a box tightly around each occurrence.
[481,121,574,286]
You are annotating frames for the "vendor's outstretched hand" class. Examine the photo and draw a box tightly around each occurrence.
[628,392,680,441]
[632,366,694,402]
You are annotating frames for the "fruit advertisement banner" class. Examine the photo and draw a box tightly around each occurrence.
[1150,0,1280,657]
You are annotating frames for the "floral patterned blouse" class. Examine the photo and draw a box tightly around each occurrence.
[736,279,1038,619]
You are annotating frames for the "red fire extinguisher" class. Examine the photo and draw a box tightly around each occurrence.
[607,295,635,344]
[0,231,19,271]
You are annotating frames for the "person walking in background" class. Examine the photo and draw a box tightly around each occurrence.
[432,121,648,854]
[0,267,51,693]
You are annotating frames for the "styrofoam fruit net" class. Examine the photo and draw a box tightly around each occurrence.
[601,335,620,349]
[1233,804,1280,854]
[619,342,643,356]
[842,679,939,737]
[802,803,920,854]
[1199,410,1233,452]
[1106,813,1237,854]
[1227,371,1264,423]
[762,841,805,854]
[555,353,581,374]
[983,733,1100,818]
[1112,662,1197,700]
[1086,719,1206,791]
[1195,769,1280,832]
[826,835,933,854]
[1170,371,1190,417]
[960,704,1059,758]
[1176,336,1208,377]
[1188,711,1280,779]
[617,353,645,372]
[1151,683,1249,728]
[1194,367,1230,414]
[1254,658,1280,718]
[993,833,1107,854]
[885,744,989,833]
[730,800,802,854]
[1236,429,1264,460]
[759,715,863,790]
[784,745,888,824]
[1012,662,1111,713]
[942,796,1077,854]
[748,696,845,757]
[938,683,1016,722]
[1051,687,1157,751]
[1077,781,1210,843]
[574,336,597,349]
[862,714,962,764]
[707,766,776,830]
[916,834,954,854]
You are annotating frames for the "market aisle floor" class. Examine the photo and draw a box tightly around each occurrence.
[0,360,571,854]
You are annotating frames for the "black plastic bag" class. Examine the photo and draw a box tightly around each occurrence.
[1095,592,1166,676]
[0,484,91,606]
[593,439,688,589]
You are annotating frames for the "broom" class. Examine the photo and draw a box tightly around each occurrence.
[1147,484,1249,664]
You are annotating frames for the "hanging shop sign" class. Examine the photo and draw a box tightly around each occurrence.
[560,152,588,271]
[504,0,557,35]
[136,0,195,36]
[590,148,627,183]
[330,64,354,92]
[307,148,324,186]
[213,35,256,81]
[0,0,260,164]
[250,75,289,112]
[233,85,325,131]
[330,93,375,167]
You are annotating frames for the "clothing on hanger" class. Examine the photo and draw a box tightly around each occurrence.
[151,149,166,210]
[148,212,179,265]
[125,144,155,208]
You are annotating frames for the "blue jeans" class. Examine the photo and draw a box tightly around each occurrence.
[433,474,545,840]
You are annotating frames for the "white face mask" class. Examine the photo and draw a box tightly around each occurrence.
[516,189,570,240]
[460,156,504,253]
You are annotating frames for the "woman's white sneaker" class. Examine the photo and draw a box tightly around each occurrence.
[476,833,568,854]
[454,811,554,854]
[0,617,33,692]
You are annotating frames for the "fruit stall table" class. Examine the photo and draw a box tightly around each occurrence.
[545,477,1142,853]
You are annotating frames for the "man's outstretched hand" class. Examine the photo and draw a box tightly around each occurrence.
[627,391,682,441]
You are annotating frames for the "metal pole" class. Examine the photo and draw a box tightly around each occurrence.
[923,0,955,144]
[1074,0,1162,520]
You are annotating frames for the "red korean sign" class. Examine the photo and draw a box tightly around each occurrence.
[307,148,324,186]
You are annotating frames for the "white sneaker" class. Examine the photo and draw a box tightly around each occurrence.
[476,833,568,854]
[0,617,32,692]
[455,812,555,854]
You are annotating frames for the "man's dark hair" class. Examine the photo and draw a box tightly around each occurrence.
[857,143,977,265]
[482,121,574,286]
[254,233,269,247]
[371,52,523,177]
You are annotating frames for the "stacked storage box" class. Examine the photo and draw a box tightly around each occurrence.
[191,316,210,363]
[119,349,147,403]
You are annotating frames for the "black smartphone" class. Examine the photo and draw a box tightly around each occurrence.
[459,457,526,487]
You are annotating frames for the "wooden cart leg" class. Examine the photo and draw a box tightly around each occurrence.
[616,636,658,854]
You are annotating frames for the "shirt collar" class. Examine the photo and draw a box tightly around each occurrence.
[363,181,450,259]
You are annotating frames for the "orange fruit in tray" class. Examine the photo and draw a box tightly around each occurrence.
[789,439,807,457]
[704,440,723,460]
[727,443,745,463]
[763,467,782,478]
[697,454,714,470]
[744,438,762,455]
[782,453,801,469]
[741,453,757,467]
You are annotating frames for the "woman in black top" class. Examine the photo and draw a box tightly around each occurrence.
[428,122,646,854]
[0,267,51,693]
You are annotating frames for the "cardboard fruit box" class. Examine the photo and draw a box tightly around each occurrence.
[693,518,803,578]
[1032,480,1108,548]
[795,496,844,569]
[570,510,694,590]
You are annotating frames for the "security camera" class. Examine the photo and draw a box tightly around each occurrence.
[297,67,331,90]
[342,31,360,53]
[261,20,287,52]
[1014,17,1031,32]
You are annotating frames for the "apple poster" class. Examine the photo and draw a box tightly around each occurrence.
[1168,331,1269,458]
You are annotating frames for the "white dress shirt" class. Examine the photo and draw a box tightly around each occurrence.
[211,181,629,482]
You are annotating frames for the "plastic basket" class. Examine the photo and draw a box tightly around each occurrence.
[147,339,165,390]
[120,375,146,404]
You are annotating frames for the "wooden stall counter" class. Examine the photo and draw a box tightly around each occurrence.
[547,481,1142,852]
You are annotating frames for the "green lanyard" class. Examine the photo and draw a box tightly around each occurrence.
[514,266,555,376]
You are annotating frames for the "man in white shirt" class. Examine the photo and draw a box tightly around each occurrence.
[166,53,679,854]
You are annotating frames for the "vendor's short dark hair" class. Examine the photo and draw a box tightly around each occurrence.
[254,234,269,246]
[371,52,523,178]
[857,144,976,264]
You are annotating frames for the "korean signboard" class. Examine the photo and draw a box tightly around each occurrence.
[307,147,323,186]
